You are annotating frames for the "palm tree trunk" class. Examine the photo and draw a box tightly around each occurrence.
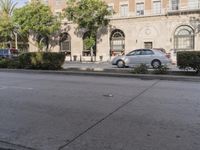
[90,47,93,62]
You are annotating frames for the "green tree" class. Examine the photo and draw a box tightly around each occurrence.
[0,0,17,47]
[13,0,60,51]
[65,0,111,61]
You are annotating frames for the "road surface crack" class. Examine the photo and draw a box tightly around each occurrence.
[58,80,160,150]
[0,140,36,150]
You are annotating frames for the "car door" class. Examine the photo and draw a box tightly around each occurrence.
[127,49,142,66]
[140,49,154,65]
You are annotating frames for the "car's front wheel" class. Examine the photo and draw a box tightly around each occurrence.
[117,60,125,68]
[151,60,161,68]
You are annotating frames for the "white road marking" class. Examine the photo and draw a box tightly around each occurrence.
[0,86,33,90]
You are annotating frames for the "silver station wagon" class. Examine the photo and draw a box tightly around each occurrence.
[111,49,171,68]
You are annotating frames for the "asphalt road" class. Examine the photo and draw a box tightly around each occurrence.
[0,72,200,150]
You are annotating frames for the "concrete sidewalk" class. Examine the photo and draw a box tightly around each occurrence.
[63,61,187,72]
[63,61,197,75]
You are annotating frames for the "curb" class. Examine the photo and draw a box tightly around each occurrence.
[0,68,200,82]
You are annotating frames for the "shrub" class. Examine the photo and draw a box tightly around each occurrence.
[152,65,169,74]
[0,58,9,68]
[7,59,22,69]
[132,64,148,74]
[19,52,65,70]
[0,58,21,69]
[177,51,200,73]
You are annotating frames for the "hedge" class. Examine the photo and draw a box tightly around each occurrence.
[19,52,65,70]
[177,51,200,72]
[0,58,21,69]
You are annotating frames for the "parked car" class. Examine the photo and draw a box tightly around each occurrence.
[153,48,171,59]
[0,48,19,59]
[153,48,166,53]
[111,49,171,68]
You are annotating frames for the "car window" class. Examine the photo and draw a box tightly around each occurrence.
[126,49,142,56]
[142,49,154,55]
[126,51,135,56]
[134,50,142,55]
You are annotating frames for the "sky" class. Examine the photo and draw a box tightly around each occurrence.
[14,0,28,7]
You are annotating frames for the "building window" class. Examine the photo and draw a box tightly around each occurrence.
[56,0,62,7]
[174,26,194,50]
[171,0,179,10]
[189,0,200,9]
[108,5,114,15]
[59,32,71,56]
[144,42,153,49]
[43,0,48,5]
[153,1,161,14]
[120,4,128,17]
[110,29,125,56]
[136,2,144,16]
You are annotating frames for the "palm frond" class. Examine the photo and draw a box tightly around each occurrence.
[0,0,17,16]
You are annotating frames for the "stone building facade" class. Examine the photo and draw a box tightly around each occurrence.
[32,0,200,62]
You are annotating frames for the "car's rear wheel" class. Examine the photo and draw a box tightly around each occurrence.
[117,60,125,68]
[151,60,161,68]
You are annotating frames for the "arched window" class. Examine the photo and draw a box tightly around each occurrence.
[110,29,125,56]
[59,32,71,55]
[174,25,194,50]
[82,31,96,56]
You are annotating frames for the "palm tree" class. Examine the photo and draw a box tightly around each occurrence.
[0,0,17,48]
[0,0,17,16]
